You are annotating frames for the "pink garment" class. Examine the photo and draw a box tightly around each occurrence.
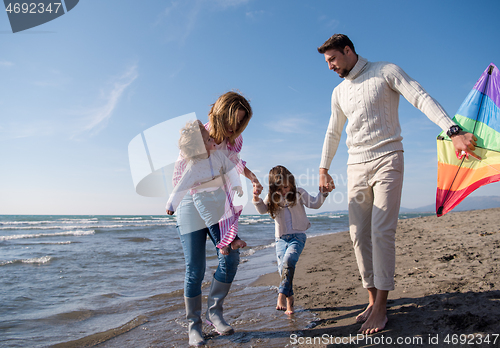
[172,122,245,248]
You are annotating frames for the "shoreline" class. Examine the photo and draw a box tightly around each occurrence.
[52,208,500,347]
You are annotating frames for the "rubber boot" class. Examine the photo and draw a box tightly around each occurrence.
[205,278,234,335]
[184,295,206,346]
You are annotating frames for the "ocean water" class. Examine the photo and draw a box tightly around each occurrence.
[0,213,429,347]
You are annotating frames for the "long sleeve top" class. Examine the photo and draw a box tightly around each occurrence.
[253,187,327,238]
[172,123,245,187]
[170,122,246,247]
[166,150,241,212]
[320,56,455,167]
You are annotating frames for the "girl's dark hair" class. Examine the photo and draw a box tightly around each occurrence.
[267,165,297,219]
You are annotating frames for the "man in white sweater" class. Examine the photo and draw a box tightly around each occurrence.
[317,34,479,334]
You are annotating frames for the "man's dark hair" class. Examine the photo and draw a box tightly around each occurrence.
[317,34,356,54]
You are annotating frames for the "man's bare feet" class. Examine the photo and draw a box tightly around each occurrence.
[276,293,286,311]
[285,295,294,315]
[231,239,246,250]
[356,304,372,323]
[359,305,387,334]
[357,288,388,334]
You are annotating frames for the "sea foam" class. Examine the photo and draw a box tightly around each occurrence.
[0,255,52,266]
[0,230,95,241]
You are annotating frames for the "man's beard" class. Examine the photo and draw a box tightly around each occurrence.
[338,68,350,78]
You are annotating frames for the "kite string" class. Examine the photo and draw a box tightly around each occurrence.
[484,162,500,174]
[468,156,500,174]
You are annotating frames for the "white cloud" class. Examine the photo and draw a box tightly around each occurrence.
[265,115,314,134]
[0,121,55,139]
[245,10,264,19]
[214,0,250,9]
[318,15,339,30]
[162,0,180,16]
[156,0,251,43]
[31,69,70,88]
[0,61,14,67]
[74,64,138,137]
[154,0,204,43]
[0,65,137,141]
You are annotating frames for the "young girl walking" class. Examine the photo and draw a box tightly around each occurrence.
[253,165,328,314]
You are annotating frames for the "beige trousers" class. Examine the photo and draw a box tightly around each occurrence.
[347,151,404,291]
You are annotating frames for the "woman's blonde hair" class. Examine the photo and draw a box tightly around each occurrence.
[178,120,206,161]
[267,165,297,219]
[208,91,252,145]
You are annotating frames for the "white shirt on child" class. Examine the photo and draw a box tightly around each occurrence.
[166,151,241,212]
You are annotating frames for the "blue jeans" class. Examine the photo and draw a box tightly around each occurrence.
[192,188,226,246]
[275,233,306,297]
[192,188,226,228]
[176,193,239,298]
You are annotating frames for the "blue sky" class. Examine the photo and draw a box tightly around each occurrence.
[1,0,500,215]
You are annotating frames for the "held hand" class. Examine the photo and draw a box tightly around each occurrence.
[451,131,481,160]
[252,188,261,201]
[319,168,335,192]
[252,180,263,196]
[166,210,174,215]
[232,186,244,197]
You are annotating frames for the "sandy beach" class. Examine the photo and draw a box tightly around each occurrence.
[253,207,500,347]
[86,208,500,347]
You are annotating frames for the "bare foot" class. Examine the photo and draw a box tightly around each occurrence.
[285,295,294,315]
[231,239,246,250]
[356,304,373,323]
[359,306,387,334]
[276,293,286,311]
[220,246,230,255]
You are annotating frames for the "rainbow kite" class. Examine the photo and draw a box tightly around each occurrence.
[436,63,500,216]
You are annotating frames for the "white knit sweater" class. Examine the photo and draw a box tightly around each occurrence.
[320,56,455,167]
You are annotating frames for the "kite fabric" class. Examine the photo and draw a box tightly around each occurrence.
[436,63,500,216]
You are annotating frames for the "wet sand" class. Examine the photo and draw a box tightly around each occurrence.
[90,208,500,347]
[279,207,500,347]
